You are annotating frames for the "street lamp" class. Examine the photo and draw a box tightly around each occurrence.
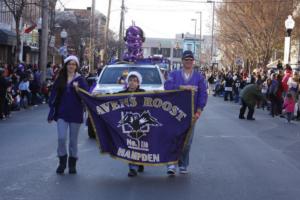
[60,29,68,45]
[60,29,68,64]
[191,18,197,56]
[284,15,295,64]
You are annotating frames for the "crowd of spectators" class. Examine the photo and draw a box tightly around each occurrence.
[206,64,300,122]
[0,62,60,120]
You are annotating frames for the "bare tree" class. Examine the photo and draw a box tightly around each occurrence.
[216,0,300,70]
[55,11,90,55]
[106,30,118,62]
[55,10,117,66]
[2,0,39,63]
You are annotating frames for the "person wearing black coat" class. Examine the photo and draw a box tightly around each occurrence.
[224,72,234,101]
[0,68,9,120]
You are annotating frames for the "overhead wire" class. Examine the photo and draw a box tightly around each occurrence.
[57,0,66,9]
[156,0,292,3]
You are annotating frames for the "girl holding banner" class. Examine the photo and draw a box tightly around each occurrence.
[48,55,88,175]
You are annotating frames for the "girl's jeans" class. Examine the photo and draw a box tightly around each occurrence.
[57,119,81,158]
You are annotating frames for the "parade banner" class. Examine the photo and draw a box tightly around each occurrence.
[77,89,194,165]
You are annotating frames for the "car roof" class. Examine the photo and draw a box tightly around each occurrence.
[105,64,159,69]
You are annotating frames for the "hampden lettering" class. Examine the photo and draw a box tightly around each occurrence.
[117,148,160,162]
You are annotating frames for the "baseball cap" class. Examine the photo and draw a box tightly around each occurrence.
[182,50,194,60]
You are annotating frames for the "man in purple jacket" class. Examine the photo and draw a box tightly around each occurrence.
[164,50,207,175]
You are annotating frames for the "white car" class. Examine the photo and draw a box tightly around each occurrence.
[92,63,165,94]
[87,63,166,138]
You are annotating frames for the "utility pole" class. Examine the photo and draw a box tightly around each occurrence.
[191,19,197,56]
[89,0,95,70]
[118,0,125,60]
[19,17,24,63]
[211,1,215,66]
[41,0,49,82]
[104,0,112,64]
[196,11,202,68]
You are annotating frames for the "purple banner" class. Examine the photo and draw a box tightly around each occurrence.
[78,89,194,165]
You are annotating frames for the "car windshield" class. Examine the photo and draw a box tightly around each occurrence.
[99,67,162,84]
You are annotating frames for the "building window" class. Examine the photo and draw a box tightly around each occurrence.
[0,2,13,25]
[151,47,160,55]
[161,48,170,57]
[187,44,192,51]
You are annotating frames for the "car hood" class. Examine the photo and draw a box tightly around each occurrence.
[92,84,164,94]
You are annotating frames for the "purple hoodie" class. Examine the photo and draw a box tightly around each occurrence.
[48,74,88,123]
[164,69,207,112]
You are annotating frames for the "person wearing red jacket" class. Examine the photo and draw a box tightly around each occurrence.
[283,93,295,123]
[282,64,293,95]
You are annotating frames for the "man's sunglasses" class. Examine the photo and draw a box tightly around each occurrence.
[183,58,194,61]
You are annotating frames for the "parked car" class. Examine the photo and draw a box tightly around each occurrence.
[87,63,165,138]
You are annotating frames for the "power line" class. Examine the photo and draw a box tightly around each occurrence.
[157,0,292,3]
[58,0,66,9]
[127,7,206,12]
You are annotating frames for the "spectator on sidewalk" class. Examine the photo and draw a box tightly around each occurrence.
[233,74,241,103]
[207,73,215,95]
[224,72,234,101]
[261,78,270,110]
[282,93,295,123]
[282,64,293,96]
[0,68,9,120]
[239,82,265,120]
[287,71,299,100]
[269,73,279,117]
[18,76,31,108]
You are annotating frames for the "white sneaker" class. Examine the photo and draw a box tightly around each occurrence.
[179,167,188,174]
[167,165,176,176]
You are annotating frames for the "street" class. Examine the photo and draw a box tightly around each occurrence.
[1,96,300,200]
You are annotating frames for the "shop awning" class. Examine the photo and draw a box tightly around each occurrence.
[0,29,16,46]
[24,45,39,52]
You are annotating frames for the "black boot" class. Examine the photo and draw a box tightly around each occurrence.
[68,157,77,174]
[138,165,144,172]
[56,155,67,174]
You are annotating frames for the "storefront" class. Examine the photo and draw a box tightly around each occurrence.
[23,30,39,65]
[23,44,39,65]
[0,28,16,65]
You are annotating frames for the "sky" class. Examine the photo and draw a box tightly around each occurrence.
[58,0,214,38]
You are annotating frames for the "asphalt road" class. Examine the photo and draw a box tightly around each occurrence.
[1,96,300,200]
